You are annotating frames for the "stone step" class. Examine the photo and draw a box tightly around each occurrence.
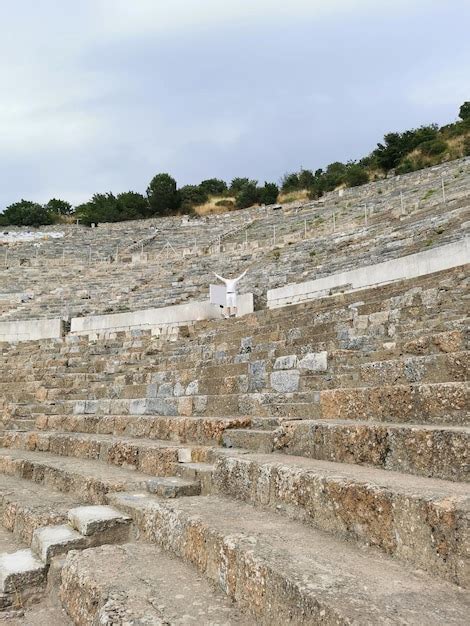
[211,449,470,586]
[276,419,470,481]
[0,431,209,476]
[0,549,47,609]
[320,381,469,424]
[0,448,169,504]
[176,462,215,495]
[0,474,81,544]
[109,492,470,625]
[223,428,276,453]
[60,542,250,624]
[145,476,201,498]
[35,413,251,445]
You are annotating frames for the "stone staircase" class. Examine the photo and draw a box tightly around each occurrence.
[0,261,468,622]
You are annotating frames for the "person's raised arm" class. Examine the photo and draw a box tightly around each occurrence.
[213,272,226,284]
[234,269,248,283]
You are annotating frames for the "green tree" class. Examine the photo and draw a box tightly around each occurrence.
[229,177,251,195]
[236,181,260,209]
[298,169,315,189]
[116,191,149,219]
[45,198,73,215]
[178,185,208,212]
[459,102,470,121]
[345,164,369,187]
[75,193,121,225]
[419,139,447,156]
[146,173,179,216]
[199,178,227,195]
[259,182,279,205]
[281,172,301,192]
[0,200,54,227]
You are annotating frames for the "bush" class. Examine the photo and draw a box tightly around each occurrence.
[1,200,55,227]
[236,182,260,209]
[463,136,470,157]
[259,182,279,205]
[199,178,227,195]
[395,159,415,175]
[45,198,73,215]
[281,172,301,193]
[147,173,179,216]
[229,178,252,195]
[419,139,447,156]
[345,164,369,187]
[178,185,209,211]
[117,191,150,219]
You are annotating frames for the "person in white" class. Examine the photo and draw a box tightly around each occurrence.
[213,269,247,317]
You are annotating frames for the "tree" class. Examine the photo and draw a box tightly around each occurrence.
[45,198,73,215]
[199,178,227,195]
[0,200,54,227]
[345,164,369,187]
[281,172,301,193]
[146,173,179,216]
[75,193,120,225]
[229,177,251,195]
[459,101,470,121]
[178,185,208,212]
[259,182,279,205]
[236,181,260,209]
[298,169,315,189]
[117,191,150,219]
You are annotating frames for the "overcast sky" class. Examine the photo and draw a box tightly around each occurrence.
[0,0,469,208]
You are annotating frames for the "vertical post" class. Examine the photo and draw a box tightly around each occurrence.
[116,246,119,263]
[4,248,7,266]
[245,229,248,246]
[332,212,336,232]
[400,191,404,215]
[141,242,144,255]
[273,225,276,246]
[62,249,65,264]
[88,246,92,264]
[304,219,307,238]
[441,176,446,204]
[364,205,368,226]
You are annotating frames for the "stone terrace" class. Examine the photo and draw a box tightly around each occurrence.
[1,157,469,321]
[0,261,468,622]
[0,159,469,623]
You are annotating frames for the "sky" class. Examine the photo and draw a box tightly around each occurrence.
[0,0,469,208]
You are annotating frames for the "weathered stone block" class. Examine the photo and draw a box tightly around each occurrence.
[298,352,328,372]
[274,355,298,370]
[270,370,300,393]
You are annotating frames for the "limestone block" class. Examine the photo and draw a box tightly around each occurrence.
[298,352,328,372]
[32,524,85,564]
[68,505,131,536]
[270,370,300,393]
[274,355,298,370]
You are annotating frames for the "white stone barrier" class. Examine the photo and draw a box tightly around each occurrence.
[0,318,63,342]
[70,294,254,337]
[267,238,470,309]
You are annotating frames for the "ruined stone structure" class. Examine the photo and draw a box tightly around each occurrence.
[0,158,468,623]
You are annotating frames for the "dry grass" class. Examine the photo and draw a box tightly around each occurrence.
[194,196,237,216]
[278,189,309,204]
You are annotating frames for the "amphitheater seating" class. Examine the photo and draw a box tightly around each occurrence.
[0,158,468,623]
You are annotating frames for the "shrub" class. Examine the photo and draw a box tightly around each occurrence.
[395,159,415,175]
[345,164,369,187]
[419,139,447,156]
[463,136,470,157]
[1,200,55,227]
[281,172,301,193]
[215,199,236,209]
[236,182,260,209]
[45,198,73,215]
[199,179,228,195]
[178,185,209,211]
[259,182,279,205]
[229,178,252,195]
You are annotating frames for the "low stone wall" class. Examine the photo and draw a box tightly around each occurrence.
[267,238,470,309]
[70,293,254,338]
[0,318,63,342]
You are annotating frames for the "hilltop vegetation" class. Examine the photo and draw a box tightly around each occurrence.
[1,102,469,227]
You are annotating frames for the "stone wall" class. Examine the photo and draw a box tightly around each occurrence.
[0,317,63,342]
